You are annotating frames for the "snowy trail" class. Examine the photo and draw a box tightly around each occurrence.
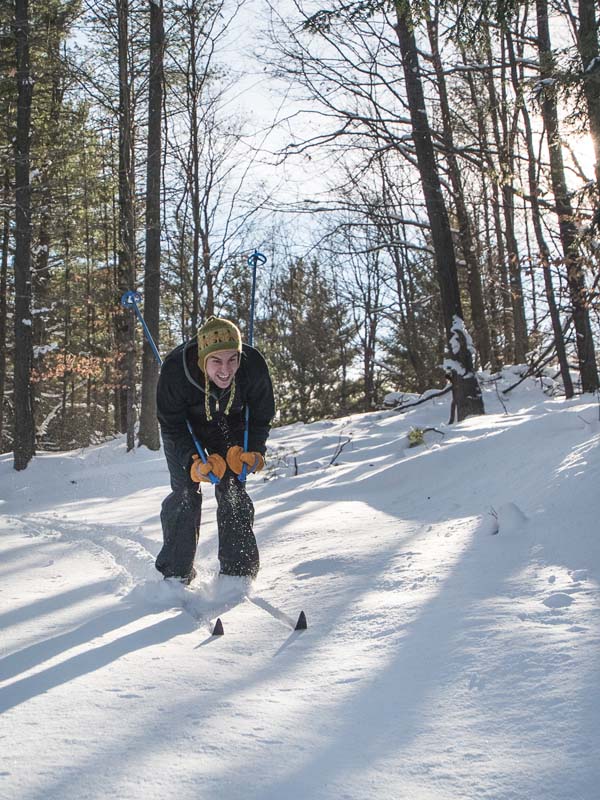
[1,374,600,799]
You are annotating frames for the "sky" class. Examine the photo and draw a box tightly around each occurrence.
[1,367,599,800]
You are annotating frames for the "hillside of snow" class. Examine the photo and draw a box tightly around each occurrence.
[1,370,599,800]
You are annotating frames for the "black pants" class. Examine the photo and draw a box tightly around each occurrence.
[155,439,259,580]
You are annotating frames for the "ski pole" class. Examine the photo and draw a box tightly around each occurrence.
[121,290,220,485]
[240,249,267,482]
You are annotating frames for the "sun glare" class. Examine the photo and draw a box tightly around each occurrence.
[571,134,598,178]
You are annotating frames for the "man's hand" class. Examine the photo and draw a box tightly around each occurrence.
[226,445,265,475]
[190,453,226,483]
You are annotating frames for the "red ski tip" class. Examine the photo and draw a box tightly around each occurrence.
[295,611,307,631]
[212,618,224,636]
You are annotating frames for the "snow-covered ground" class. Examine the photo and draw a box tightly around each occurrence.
[1,370,599,800]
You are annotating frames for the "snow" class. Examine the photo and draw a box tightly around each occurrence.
[1,370,599,800]
[585,56,600,74]
[33,343,59,358]
[442,357,467,376]
[449,314,476,358]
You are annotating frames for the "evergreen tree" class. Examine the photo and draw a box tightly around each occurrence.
[262,258,355,424]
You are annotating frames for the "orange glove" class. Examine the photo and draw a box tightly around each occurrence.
[190,453,226,483]
[226,445,265,475]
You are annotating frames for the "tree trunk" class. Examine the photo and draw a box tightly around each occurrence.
[116,0,137,449]
[482,29,528,363]
[187,8,201,333]
[60,228,72,444]
[201,227,214,316]
[13,0,36,470]
[393,4,484,421]
[31,33,64,385]
[138,0,164,451]
[578,0,600,228]
[536,0,599,392]
[103,130,121,435]
[505,27,573,397]
[461,48,513,363]
[425,8,492,369]
[0,168,10,450]
[82,141,94,429]
[480,175,503,371]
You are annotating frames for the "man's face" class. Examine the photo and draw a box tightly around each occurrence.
[205,349,240,389]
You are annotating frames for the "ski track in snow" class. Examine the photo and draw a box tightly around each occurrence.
[7,513,267,634]
[14,514,157,589]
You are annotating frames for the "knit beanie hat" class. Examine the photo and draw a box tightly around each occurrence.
[197,316,242,371]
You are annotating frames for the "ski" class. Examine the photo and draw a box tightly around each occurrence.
[163,575,307,637]
[210,603,308,637]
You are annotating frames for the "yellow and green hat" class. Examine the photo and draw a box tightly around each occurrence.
[197,316,242,371]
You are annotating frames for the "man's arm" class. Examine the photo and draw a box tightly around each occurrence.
[157,357,196,470]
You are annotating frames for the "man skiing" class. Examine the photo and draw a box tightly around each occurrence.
[155,316,275,585]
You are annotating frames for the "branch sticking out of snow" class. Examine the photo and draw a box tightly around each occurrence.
[384,385,452,412]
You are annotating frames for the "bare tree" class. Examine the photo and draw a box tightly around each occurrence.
[268,1,484,419]
[115,0,137,450]
[164,0,269,337]
[329,223,383,409]
[504,24,573,396]
[392,3,484,420]
[536,0,599,392]
[481,25,528,363]
[424,2,492,369]
[459,51,514,362]
[318,158,444,397]
[0,167,10,449]
[577,0,600,228]
[138,0,164,450]
[13,0,36,469]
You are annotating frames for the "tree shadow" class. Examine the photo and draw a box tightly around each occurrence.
[0,599,195,713]
[0,579,120,643]
[235,526,551,798]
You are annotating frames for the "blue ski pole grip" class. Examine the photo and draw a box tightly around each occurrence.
[186,421,219,485]
[247,250,267,268]
[121,290,142,308]
[239,406,251,482]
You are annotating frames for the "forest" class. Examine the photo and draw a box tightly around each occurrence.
[1,0,599,468]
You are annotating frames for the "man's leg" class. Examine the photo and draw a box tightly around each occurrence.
[215,471,259,578]
[155,440,202,582]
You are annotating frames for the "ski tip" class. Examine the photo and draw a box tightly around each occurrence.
[295,610,307,631]
[212,617,224,636]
